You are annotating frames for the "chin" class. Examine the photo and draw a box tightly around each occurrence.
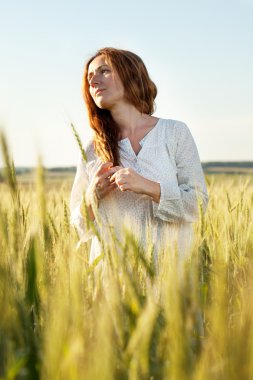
[95,100,112,110]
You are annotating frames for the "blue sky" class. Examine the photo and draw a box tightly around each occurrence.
[0,0,252,166]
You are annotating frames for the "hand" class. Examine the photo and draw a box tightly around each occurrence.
[92,162,119,201]
[109,166,149,194]
[84,162,119,221]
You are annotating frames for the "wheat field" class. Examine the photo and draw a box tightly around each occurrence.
[0,133,253,380]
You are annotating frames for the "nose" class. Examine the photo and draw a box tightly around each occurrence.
[90,73,100,87]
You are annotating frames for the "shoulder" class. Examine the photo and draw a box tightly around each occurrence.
[159,117,188,130]
[83,138,95,157]
[77,137,97,164]
[74,137,96,170]
[158,118,191,139]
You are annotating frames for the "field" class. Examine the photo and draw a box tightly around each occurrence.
[0,138,253,379]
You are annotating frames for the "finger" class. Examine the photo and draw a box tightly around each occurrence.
[101,175,121,192]
[104,176,114,188]
[105,166,121,180]
[109,173,116,182]
[111,165,123,171]
[110,173,123,185]
[96,161,113,176]
[99,166,120,181]
[118,183,127,191]
[110,169,123,182]
[96,176,110,191]
[106,182,118,193]
[100,181,118,198]
[104,174,118,188]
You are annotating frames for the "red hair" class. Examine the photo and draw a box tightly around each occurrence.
[83,47,157,165]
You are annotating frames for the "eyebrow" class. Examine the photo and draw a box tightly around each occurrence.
[87,65,110,79]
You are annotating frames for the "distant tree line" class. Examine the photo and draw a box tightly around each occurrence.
[202,162,253,169]
[0,162,252,178]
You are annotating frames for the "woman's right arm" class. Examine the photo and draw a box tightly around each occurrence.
[70,155,96,243]
[70,155,118,243]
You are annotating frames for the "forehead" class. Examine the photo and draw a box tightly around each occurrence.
[88,55,110,74]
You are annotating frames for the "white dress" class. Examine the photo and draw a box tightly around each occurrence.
[70,118,209,267]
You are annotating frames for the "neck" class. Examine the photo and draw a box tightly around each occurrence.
[109,102,149,137]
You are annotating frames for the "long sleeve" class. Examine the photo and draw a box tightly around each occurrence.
[152,122,209,223]
[69,154,96,242]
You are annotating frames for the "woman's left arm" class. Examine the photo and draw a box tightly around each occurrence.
[110,122,208,223]
[152,122,209,223]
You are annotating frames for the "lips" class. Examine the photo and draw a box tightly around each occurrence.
[95,89,106,96]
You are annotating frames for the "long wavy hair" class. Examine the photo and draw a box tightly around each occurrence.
[83,47,157,165]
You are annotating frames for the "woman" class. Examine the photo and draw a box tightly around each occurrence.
[70,47,209,271]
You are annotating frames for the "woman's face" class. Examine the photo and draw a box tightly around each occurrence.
[87,55,125,110]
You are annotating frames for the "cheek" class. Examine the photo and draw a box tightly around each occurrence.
[109,75,124,94]
[89,88,95,101]
[114,79,124,94]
